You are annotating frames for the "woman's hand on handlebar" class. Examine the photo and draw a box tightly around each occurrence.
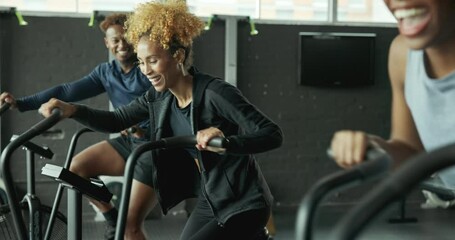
[121,125,145,139]
[330,130,371,169]
[196,127,226,153]
[38,98,76,119]
[0,92,18,109]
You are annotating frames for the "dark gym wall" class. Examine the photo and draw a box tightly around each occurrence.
[234,22,399,206]
[0,15,399,215]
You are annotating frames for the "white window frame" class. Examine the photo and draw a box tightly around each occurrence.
[0,0,396,27]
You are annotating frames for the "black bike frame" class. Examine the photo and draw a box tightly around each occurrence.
[114,135,227,240]
[0,109,61,240]
[295,148,391,240]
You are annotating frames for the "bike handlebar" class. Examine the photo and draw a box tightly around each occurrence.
[161,135,228,149]
[354,147,391,180]
[0,102,11,115]
[295,147,391,240]
[25,108,62,137]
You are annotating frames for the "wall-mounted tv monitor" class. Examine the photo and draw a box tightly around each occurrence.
[298,32,376,87]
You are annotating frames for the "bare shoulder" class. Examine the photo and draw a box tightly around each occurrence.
[388,35,409,88]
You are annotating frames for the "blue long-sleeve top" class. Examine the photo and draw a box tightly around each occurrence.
[17,59,151,111]
[17,60,151,129]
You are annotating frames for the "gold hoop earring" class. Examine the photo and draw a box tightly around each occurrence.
[179,63,188,76]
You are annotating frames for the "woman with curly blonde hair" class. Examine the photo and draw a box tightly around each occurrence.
[39,1,283,239]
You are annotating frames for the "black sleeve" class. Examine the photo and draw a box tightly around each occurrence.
[71,91,150,133]
[206,82,283,155]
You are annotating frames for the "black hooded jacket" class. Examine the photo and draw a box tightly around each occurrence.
[72,68,283,224]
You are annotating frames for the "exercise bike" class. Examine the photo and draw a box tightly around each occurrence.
[332,142,455,240]
[113,135,270,240]
[295,147,392,240]
[0,105,67,239]
[1,107,111,240]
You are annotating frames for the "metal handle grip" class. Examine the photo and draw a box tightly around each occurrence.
[0,102,11,115]
[162,135,228,149]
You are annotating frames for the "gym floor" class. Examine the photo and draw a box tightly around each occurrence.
[81,201,455,240]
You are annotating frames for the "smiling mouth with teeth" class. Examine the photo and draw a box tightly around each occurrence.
[393,6,431,37]
[149,76,160,82]
[394,8,427,19]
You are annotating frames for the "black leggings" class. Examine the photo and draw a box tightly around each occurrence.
[180,197,270,240]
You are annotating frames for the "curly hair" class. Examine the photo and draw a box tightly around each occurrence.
[125,0,205,66]
[99,13,128,33]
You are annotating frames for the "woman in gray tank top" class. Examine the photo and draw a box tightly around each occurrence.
[329,0,455,205]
